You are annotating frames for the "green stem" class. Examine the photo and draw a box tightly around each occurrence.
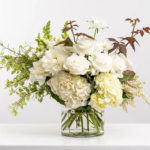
[68,113,70,133]
[61,113,67,123]
[94,29,97,39]
[80,115,84,133]
[87,114,89,131]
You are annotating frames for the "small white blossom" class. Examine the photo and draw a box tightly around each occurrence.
[47,71,91,109]
[29,60,49,85]
[63,53,90,75]
[98,39,114,52]
[41,48,69,76]
[87,16,108,30]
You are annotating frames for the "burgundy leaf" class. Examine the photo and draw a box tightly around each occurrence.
[119,44,127,56]
[135,18,140,22]
[54,37,73,46]
[107,38,118,42]
[73,24,79,28]
[143,27,150,33]
[120,37,140,51]
[108,43,119,54]
[75,33,94,40]
[123,70,135,80]
[62,27,71,33]
[140,30,144,37]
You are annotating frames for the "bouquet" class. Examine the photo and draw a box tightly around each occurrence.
[0,17,150,137]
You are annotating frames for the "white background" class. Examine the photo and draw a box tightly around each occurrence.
[0,0,150,124]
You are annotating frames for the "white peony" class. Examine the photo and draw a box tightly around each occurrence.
[41,48,69,76]
[73,37,96,56]
[47,71,91,109]
[111,53,136,78]
[88,52,112,73]
[63,53,90,75]
[87,16,108,30]
[92,73,123,111]
[29,60,49,85]
[98,39,114,52]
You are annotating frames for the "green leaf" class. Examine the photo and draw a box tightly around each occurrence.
[91,80,95,94]
[123,92,129,99]
[119,70,135,81]
[47,85,65,105]
[119,74,131,81]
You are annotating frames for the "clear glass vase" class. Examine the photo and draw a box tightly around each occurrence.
[61,106,104,137]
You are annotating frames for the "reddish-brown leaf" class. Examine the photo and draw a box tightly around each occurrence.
[123,70,135,80]
[54,37,73,46]
[140,30,144,37]
[120,37,140,51]
[62,27,72,33]
[135,18,140,22]
[143,27,150,33]
[132,31,139,34]
[119,44,127,56]
[67,20,76,24]
[75,33,94,40]
[73,24,79,28]
[125,18,132,21]
[107,38,118,42]
[108,42,119,54]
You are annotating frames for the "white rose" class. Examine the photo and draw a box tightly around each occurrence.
[63,53,90,75]
[87,16,108,29]
[111,53,127,78]
[125,57,136,71]
[73,37,96,55]
[41,48,69,76]
[89,52,112,72]
[29,60,49,85]
[111,53,136,78]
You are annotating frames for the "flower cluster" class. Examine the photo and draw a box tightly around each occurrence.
[47,71,91,108]
[28,18,149,111]
[1,17,149,115]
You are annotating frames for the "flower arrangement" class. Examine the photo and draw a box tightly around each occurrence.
[0,17,150,137]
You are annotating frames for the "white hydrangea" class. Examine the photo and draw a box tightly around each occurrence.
[41,48,70,76]
[87,16,108,30]
[89,92,108,111]
[47,71,91,109]
[63,53,90,75]
[93,73,123,110]
[29,60,49,85]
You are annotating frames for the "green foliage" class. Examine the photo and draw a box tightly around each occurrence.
[35,21,56,59]
[119,75,131,82]
[46,85,65,105]
[0,21,59,116]
[123,92,129,99]
[75,105,92,113]
[61,21,69,39]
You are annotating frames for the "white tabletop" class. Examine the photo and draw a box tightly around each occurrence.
[0,124,150,150]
